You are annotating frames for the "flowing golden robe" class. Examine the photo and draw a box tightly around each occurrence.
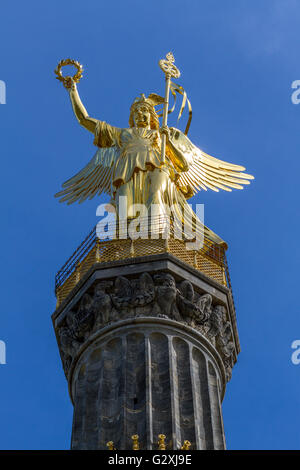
[89,120,224,245]
[93,121,189,215]
[94,123,164,186]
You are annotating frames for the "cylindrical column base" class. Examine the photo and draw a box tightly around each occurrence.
[69,318,226,450]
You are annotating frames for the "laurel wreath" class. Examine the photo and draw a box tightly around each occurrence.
[54,59,83,88]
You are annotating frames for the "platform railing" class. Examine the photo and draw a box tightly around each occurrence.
[55,216,233,307]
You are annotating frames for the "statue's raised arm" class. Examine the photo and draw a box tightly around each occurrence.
[67,79,98,134]
[54,60,122,205]
[54,59,98,134]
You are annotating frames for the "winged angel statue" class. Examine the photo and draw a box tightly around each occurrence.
[55,56,253,245]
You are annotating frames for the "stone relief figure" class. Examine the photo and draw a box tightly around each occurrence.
[58,316,81,373]
[196,293,212,319]
[153,273,181,320]
[112,273,155,310]
[177,280,212,324]
[207,305,235,379]
[133,272,155,307]
[58,294,93,372]
[111,276,132,309]
[207,304,226,339]
[92,281,113,329]
[72,293,95,340]
[178,279,194,302]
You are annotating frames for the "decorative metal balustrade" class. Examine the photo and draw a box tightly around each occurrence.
[55,216,233,307]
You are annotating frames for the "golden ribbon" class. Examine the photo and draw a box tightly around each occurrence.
[170,81,192,135]
[157,81,192,135]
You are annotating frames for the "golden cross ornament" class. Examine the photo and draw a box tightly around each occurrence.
[159,52,181,79]
[159,52,181,163]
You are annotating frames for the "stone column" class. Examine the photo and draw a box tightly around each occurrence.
[52,253,239,450]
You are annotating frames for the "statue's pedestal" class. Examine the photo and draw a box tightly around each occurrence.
[52,253,239,450]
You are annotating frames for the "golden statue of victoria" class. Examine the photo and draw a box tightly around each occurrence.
[54,54,253,245]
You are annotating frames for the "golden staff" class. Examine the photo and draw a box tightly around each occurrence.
[159,52,181,163]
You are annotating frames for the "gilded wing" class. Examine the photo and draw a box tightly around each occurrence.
[55,147,119,204]
[169,129,254,196]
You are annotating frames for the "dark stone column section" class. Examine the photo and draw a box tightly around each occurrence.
[69,319,226,450]
[149,333,173,449]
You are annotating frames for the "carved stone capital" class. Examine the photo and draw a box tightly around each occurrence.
[54,264,237,383]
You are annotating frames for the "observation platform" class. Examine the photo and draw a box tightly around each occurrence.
[55,217,233,308]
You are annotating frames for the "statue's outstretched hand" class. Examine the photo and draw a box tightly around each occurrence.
[63,76,76,91]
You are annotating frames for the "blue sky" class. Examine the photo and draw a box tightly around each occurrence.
[0,0,300,450]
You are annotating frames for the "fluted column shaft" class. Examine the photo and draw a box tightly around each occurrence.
[69,319,226,450]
